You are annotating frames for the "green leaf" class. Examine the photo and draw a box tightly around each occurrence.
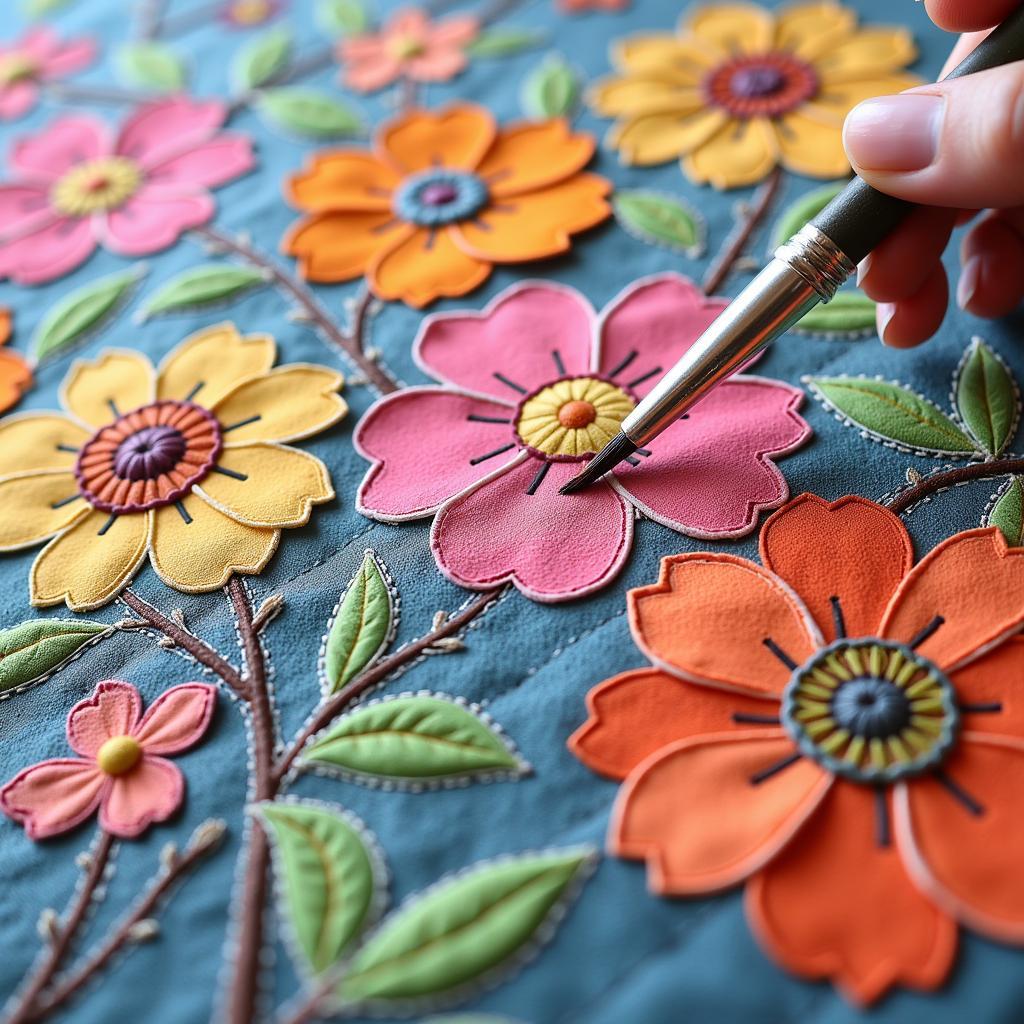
[0,620,109,693]
[22,0,74,16]
[303,695,524,783]
[323,551,395,694]
[139,265,268,320]
[233,27,292,90]
[807,377,978,456]
[338,848,593,1005]
[116,42,187,92]
[954,338,1019,457]
[467,28,547,58]
[316,0,369,35]
[770,180,847,250]
[987,477,1024,546]
[793,291,877,337]
[520,54,580,118]
[612,190,703,257]
[260,801,381,975]
[33,268,145,361]
[258,88,363,139]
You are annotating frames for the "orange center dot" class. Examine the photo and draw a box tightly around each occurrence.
[558,400,597,429]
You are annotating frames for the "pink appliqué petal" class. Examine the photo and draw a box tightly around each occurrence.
[0,215,96,285]
[115,97,228,169]
[430,456,634,602]
[426,15,479,47]
[17,27,60,61]
[11,115,111,182]
[0,81,39,121]
[99,756,184,838]
[67,679,143,758]
[405,48,468,82]
[96,185,215,257]
[132,683,217,755]
[39,37,97,79]
[146,133,255,189]
[344,56,405,93]
[0,184,53,242]
[0,759,107,839]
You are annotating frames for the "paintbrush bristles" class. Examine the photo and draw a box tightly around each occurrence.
[559,432,638,495]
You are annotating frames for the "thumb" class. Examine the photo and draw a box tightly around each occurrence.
[843,62,1024,209]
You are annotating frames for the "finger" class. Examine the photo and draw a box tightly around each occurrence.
[925,0,1018,33]
[957,209,1024,316]
[939,29,993,78]
[843,63,1024,209]
[876,264,949,348]
[857,206,957,303]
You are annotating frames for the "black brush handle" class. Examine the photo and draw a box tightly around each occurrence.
[810,2,1024,265]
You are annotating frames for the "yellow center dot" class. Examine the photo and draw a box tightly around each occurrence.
[391,35,426,59]
[50,157,142,217]
[0,54,38,85]
[558,400,597,429]
[96,735,143,776]
[230,0,272,23]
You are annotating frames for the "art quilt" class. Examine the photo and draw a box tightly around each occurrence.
[1,0,1023,1022]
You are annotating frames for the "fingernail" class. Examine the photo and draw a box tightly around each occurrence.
[844,95,944,171]
[856,254,872,287]
[957,255,982,310]
[877,302,897,345]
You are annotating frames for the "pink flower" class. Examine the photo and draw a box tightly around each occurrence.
[355,275,812,603]
[559,0,630,11]
[1,680,216,840]
[220,0,284,27]
[0,96,255,285]
[339,8,479,93]
[0,27,96,122]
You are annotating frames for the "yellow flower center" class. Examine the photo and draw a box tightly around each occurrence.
[0,53,38,85]
[390,34,426,60]
[97,735,143,776]
[229,0,273,24]
[50,157,142,217]
[516,377,635,459]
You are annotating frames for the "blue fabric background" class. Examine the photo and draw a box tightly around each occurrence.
[1,1,1022,1021]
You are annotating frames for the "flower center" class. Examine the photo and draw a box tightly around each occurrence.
[781,639,959,784]
[390,34,426,60]
[515,376,635,461]
[0,53,38,85]
[50,157,143,216]
[227,0,274,24]
[703,53,819,118]
[75,400,222,514]
[393,169,489,227]
[97,735,142,776]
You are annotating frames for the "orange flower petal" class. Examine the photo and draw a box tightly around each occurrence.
[629,552,820,697]
[369,225,490,308]
[588,76,703,120]
[774,1,857,61]
[812,27,917,83]
[879,528,1024,671]
[683,117,780,190]
[609,108,728,166]
[760,494,913,644]
[684,4,774,56]
[748,780,957,1005]
[283,210,402,283]
[475,120,595,198]
[611,731,831,894]
[452,173,610,263]
[376,104,496,175]
[0,347,32,414]
[611,34,718,80]
[287,152,399,212]
[775,110,851,179]
[0,308,11,346]
[951,637,1024,736]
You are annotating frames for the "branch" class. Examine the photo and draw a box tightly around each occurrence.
[45,82,160,105]
[136,0,167,39]
[885,458,1024,515]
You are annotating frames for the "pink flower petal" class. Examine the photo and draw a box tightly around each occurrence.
[596,274,729,399]
[11,115,110,182]
[133,683,217,755]
[613,377,810,538]
[356,386,520,520]
[96,185,214,256]
[416,282,596,403]
[115,97,228,169]
[0,183,52,242]
[18,27,59,61]
[338,36,390,62]
[146,133,255,189]
[67,679,143,757]
[387,8,430,35]
[0,759,106,839]
[344,56,405,92]
[99,755,183,838]
[406,48,467,82]
[0,215,96,285]
[431,457,634,602]
[0,81,39,121]
[40,38,97,79]
[426,15,479,47]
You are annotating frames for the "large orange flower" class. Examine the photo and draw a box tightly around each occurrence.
[570,494,1024,1004]
[282,104,611,308]
[0,309,31,414]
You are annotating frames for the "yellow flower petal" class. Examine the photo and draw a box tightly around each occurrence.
[611,34,718,80]
[774,2,856,61]
[0,413,90,476]
[30,508,150,611]
[194,442,334,527]
[60,350,155,429]
[588,76,703,119]
[683,117,780,189]
[776,111,850,178]
[213,366,347,445]
[157,323,276,407]
[0,472,87,550]
[610,109,729,165]
[150,496,278,592]
[809,72,923,123]
[684,4,774,56]
[813,27,917,83]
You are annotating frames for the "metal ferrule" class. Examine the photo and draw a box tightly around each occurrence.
[774,223,856,301]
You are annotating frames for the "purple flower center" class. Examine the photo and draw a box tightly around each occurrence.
[730,66,785,97]
[113,425,187,482]
[420,182,459,206]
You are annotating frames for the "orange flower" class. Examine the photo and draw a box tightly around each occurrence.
[0,309,31,413]
[282,104,611,308]
[570,494,1024,1004]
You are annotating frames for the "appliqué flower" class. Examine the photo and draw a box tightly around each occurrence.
[220,0,283,26]
[0,323,345,611]
[354,275,810,602]
[0,308,31,414]
[283,103,611,308]
[2,679,215,839]
[0,96,254,285]
[0,27,95,122]
[570,494,1024,1003]
[590,1,920,188]
[560,0,630,12]
[339,8,479,93]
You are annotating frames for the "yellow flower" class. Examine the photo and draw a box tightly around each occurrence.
[589,1,921,189]
[0,323,346,611]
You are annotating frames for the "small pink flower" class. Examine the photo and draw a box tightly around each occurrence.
[339,8,479,93]
[558,0,630,11]
[220,0,284,27]
[355,275,812,603]
[0,96,255,285]
[1,680,216,840]
[0,27,96,122]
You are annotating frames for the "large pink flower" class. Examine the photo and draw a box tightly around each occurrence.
[1,679,216,839]
[0,97,254,285]
[0,27,95,121]
[355,275,811,602]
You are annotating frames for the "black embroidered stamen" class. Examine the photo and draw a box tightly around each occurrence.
[469,443,515,465]
[607,350,638,379]
[223,414,262,433]
[750,752,802,785]
[875,787,891,847]
[910,615,945,650]
[466,414,512,424]
[960,702,1003,714]
[551,349,566,375]
[51,494,81,509]
[184,381,204,402]
[623,455,640,466]
[175,501,193,524]
[732,712,780,725]
[97,514,117,536]
[212,465,248,481]
[636,448,652,457]
[106,398,119,418]
[493,372,527,395]
[627,367,662,389]
[830,595,846,639]
[763,637,798,670]
[526,461,551,495]
[935,770,984,816]
[56,444,80,454]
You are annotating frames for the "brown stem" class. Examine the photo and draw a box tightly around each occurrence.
[45,82,160,105]
[189,225,399,396]
[885,458,1024,515]
[701,167,783,296]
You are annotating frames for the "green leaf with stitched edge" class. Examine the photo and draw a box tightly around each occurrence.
[115,42,187,91]
[303,695,523,781]
[257,88,363,139]
[612,191,703,256]
[139,265,268,320]
[807,377,977,455]
[467,28,547,58]
[337,849,593,1005]
[988,477,1024,546]
[316,0,369,34]
[233,27,292,90]
[771,180,847,250]
[794,292,876,336]
[323,551,394,694]
[260,801,380,975]
[33,267,145,361]
[520,54,579,118]
[0,620,108,693]
[955,338,1018,456]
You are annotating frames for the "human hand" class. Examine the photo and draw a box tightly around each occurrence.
[842,0,1024,346]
